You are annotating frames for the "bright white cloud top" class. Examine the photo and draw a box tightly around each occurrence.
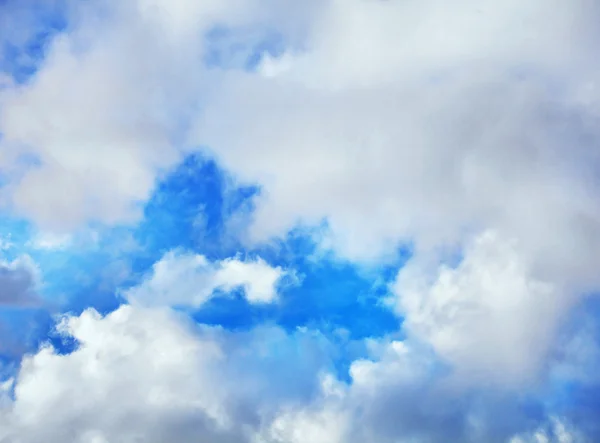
[124,252,285,306]
[0,0,599,441]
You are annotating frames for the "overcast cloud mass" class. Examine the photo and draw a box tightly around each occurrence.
[0,0,599,441]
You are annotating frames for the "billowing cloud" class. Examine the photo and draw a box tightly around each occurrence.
[0,305,584,443]
[194,0,600,262]
[0,0,599,441]
[187,0,600,416]
[393,230,574,386]
[123,251,285,307]
[0,305,331,443]
[0,0,222,230]
[0,0,316,231]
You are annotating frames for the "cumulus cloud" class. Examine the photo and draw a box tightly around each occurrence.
[123,251,285,307]
[259,341,534,443]
[191,1,600,300]
[0,0,221,230]
[393,230,575,386]
[0,305,333,443]
[0,305,584,443]
[0,0,317,231]
[186,0,600,407]
[0,0,599,441]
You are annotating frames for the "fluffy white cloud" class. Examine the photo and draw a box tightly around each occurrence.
[193,0,600,269]
[0,305,585,443]
[0,0,230,230]
[0,0,317,231]
[257,338,576,443]
[123,251,285,307]
[0,305,333,443]
[393,230,577,386]
[1,0,599,441]
[186,0,600,395]
[212,257,286,303]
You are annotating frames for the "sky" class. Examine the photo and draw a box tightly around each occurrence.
[0,0,599,441]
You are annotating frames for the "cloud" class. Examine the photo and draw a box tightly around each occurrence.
[0,0,599,441]
[0,0,317,232]
[0,0,224,231]
[0,305,586,443]
[0,305,333,443]
[184,0,600,408]
[393,230,575,386]
[212,257,286,303]
[191,0,600,278]
[0,255,40,308]
[123,251,285,307]
[0,255,43,355]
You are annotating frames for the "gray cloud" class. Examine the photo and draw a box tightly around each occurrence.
[0,257,40,308]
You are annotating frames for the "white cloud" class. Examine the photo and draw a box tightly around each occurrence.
[393,230,577,386]
[0,0,599,441]
[213,257,286,303]
[0,0,233,231]
[185,0,600,394]
[0,0,318,232]
[258,339,561,443]
[0,305,585,443]
[188,1,600,307]
[123,251,284,307]
[0,305,333,443]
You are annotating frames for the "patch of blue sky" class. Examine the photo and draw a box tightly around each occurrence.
[0,0,68,83]
[0,306,53,355]
[231,325,340,397]
[0,353,17,380]
[0,154,407,373]
[134,155,405,339]
[0,217,32,259]
[133,155,256,261]
[0,216,131,316]
[543,299,600,415]
[534,380,600,439]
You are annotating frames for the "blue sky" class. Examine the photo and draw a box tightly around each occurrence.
[0,0,599,442]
